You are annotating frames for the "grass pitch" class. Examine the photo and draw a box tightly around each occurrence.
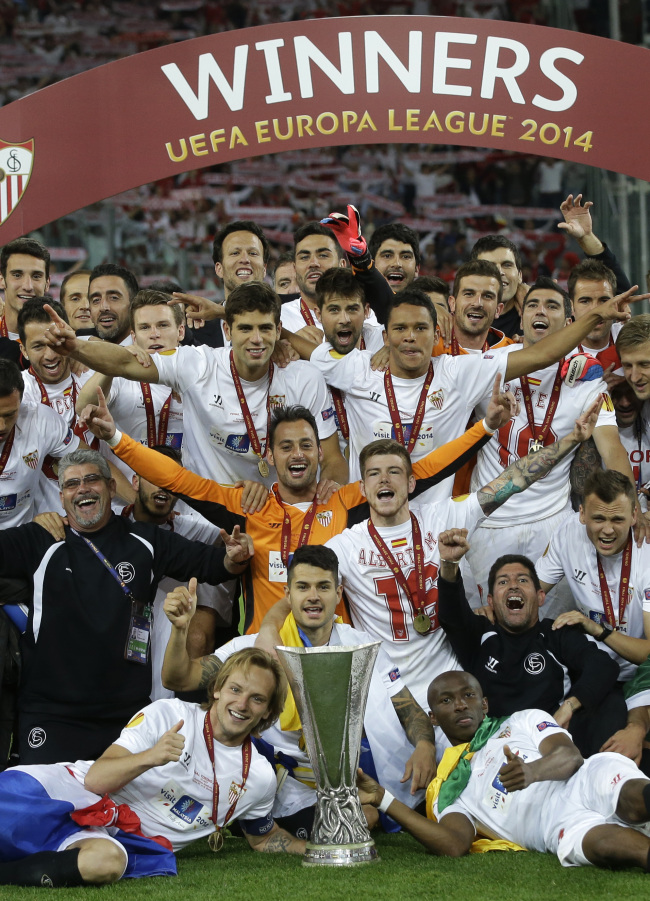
[0,831,646,901]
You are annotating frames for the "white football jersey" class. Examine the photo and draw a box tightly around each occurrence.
[310,345,507,502]
[0,402,79,525]
[535,512,650,679]
[71,699,276,850]
[105,378,185,480]
[438,710,570,852]
[618,401,650,513]
[326,494,485,709]
[155,346,337,485]
[472,345,616,525]
[280,298,379,335]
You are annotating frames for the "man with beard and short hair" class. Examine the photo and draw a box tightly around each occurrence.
[370,223,420,293]
[87,264,138,345]
[435,527,624,757]
[0,447,255,764]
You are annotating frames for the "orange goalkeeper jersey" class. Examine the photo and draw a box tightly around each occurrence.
[111,420,492,633]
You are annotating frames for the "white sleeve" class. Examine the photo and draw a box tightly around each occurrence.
[453,349,509,411]
[154,346,209,394]
[113,699,183,753]
[287,361,338,440]
[212,634,255,664]
[43,406,80,458]
[374,643,406,698]
[534,528,568,587]
[310,344,368,391]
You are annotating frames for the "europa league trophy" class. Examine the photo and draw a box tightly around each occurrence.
[276,642,381,867]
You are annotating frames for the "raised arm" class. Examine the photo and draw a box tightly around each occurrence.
[161,578,223,692]
[43,303,160,383]
[504,286,649,382]
[476,397,602,517]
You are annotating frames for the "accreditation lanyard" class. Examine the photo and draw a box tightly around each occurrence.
[520,364,563,450]
[230,351,274,476]
[384,361,434,454]
[71,528,151,664]
[330,337,365,441]
[140,382,173,447]
[0,427,15,476]
[300,299,316,326]
[203,712,251,851]
[272,485,319,567]
[367,513,429,630]
[597,532,633,629]
[450,332,488,356]
[0,318,7,339]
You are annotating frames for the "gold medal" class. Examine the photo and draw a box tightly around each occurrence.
[529,441,543,454]
[258,458,270,478]
[413,613,431,635]
[208,829,224,852]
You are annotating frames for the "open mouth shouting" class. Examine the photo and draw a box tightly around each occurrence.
[385,270,405,287]
[530,318,549,336]
[505,594,525,611]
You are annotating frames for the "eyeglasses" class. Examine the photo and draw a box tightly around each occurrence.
[61,473,106,491]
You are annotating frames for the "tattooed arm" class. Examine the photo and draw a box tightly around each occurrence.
[391,686,437,792]
[243,822,307,855]
[476,397,602,518]
[161,579,223,692]
[569,437,602,510]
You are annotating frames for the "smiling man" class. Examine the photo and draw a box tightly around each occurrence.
[0,447,254,764]
[435,527,624,757]
[0,648,304,888]
[0,237,50,368]
[369,223,421,293]
[87,263,138,345]
[59,270,91,333]
[160,545,437,835]
[539,470,650,682]
[358,669,650,873]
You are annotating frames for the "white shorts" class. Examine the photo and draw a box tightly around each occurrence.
[552,753,649,867]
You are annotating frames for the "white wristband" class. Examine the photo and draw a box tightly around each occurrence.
[106,429,123,449]
[378,790,394,814]
[482,418,497,436]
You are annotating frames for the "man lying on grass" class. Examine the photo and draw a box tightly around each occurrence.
[358,670,650,871]
[0,649,305,887]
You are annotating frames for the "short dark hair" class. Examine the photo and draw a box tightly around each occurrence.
[150,444,183,466]
[0,359,24,398]
[293,222,343,260]
[147,279,184,295]
[412,275,450,301]
[18,297,69,345]
[452,260,503,303]
[60,269,91,303]
[314,267,365,310]
[582,469,636,508]
[488,555,540,596]
[212,220,270,265]
[616,314,650,355]
[130,289,184,329]
[0,238,50,281]
[470,235,522,272]
[89,264,139,301]
[567,259,617,299]
[369,223,421,267]
[268,405,319,450]
[523,277,572,318]
[224,282,280,327]
[287,544,339,585]
[359,439,412,478]
[385,287,437,330]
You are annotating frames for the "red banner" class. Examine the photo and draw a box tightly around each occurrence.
[0,16,648,241]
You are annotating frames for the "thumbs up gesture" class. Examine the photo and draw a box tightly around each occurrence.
[498,744,530,792]
[150,719,186,767]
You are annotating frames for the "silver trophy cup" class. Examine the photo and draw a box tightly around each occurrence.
[276,642,381,867]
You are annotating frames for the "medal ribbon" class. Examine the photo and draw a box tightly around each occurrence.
[329,337,364,441]
[0,427,15,477]
[0,317,7,339]
[450,332,488,356]
[384,362,434,454]
[367,512,425,615]
[229,351,274,463]
[30,368,78,414]
[272,484,319,566]
[597,532,633,629]
[203,712,252,832]
[300,299,316,326]
[520,363,563,447]
[141,382,173,446]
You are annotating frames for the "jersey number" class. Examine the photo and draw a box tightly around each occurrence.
[497,420,558,467]
[374,562,439,641]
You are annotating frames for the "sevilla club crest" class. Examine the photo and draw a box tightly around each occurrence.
[0,139,34,226]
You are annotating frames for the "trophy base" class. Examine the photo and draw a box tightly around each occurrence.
[302,841,380,867]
